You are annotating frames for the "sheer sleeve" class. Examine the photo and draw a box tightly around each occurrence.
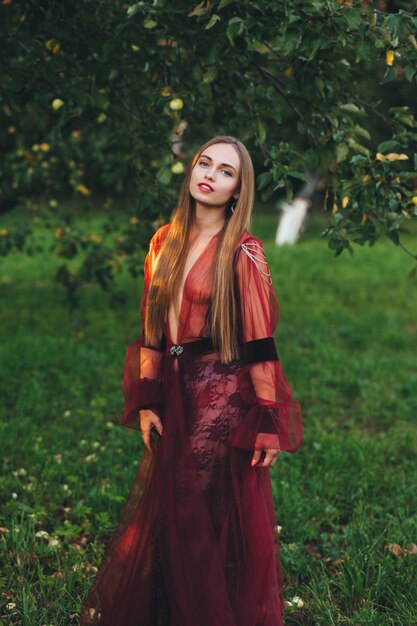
[231,236,303,453]
[121,230,166,430]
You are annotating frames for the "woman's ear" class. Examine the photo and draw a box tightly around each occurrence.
[234,189,240,200]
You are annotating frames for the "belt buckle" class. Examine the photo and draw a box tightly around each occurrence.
[169,344,184,356]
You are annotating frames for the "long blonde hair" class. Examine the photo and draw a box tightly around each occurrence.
[144,135,255,363]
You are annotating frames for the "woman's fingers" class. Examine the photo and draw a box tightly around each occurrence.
[254,449,280,468]
[251,449,262,466]
[139,409,164,455]
[151,416,163,436]
[142,428,153,455]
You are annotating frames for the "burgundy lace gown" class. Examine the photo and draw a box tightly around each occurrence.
[80,224,303,626]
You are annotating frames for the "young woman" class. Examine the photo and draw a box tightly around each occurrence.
[80,135,303,626]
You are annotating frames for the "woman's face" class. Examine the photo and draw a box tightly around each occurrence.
[189,142,241,209]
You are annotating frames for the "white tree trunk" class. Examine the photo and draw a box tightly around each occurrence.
[275,174,319,245]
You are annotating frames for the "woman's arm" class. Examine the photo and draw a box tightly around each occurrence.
[231,236,303,455]
[121,230,166,429]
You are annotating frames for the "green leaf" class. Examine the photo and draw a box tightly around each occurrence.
[207,41,223,64]
[377,140,401,152]
[127,3,145,19]
[282,32,300,56]
[202,66,217,84]
[336,143,349,163]
[389,106,411,113]
[285,184,294,204]
[380,66,396,85]
[304,150,319,170]
[143,18,157,29]
[352,125,371,141]
[188,2,208,17]
[396,114,415,128]
[219,0,237,9]
[349,142,371,158]
[257,119,266,144]
[156,167,172,185]
[373,37,385,50]
[339,103,366,116]
[386,14,401,39]
[355,40,373,60]
[404,65,416,82]
[237,125,252,142]
[307,40,322,61]
[315,77,325,97]
[296,120,306,135]
[192,64,204,82]
[286,171,307,182]
[227,17,244,45]
[272,179,286,191]
[206,14,221,29]
[257,171,273,191]
[343,9,362,30]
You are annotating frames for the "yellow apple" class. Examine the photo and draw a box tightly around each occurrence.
[169,98,184,111]
[52,99,64,110]
[171,162,184,174]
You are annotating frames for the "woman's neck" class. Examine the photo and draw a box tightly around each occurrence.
[192,212,225,237]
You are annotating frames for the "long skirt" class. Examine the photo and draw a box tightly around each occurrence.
[80,345,284,626]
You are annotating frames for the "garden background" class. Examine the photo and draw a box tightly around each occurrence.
[1,1,416,624]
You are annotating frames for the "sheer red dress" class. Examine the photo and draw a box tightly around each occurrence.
[80,224,303,626]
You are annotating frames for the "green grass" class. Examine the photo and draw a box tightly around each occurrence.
[1,204,416,625]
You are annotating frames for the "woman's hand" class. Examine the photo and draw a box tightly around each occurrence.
[139,408,163,455]
[251,433,281,468]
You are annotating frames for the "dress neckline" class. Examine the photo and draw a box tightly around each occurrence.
[167,227,223,345]
[183,226,223,287]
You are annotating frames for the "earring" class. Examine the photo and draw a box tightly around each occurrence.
[230,200,237,213]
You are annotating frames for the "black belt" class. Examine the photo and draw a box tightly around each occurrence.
[165,337,279,363]
[166,337,215,357]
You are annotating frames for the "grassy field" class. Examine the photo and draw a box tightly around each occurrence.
[1,204,416,625]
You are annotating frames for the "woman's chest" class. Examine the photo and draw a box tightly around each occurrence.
[167,243,214,344]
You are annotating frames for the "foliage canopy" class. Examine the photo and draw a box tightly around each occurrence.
[1,0,417,301]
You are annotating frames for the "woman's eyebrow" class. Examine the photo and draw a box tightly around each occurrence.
[200,154,237,172]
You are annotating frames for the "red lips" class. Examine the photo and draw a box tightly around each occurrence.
[198,182,214,192]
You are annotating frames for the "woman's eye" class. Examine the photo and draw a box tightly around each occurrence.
[198,161,232,176]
